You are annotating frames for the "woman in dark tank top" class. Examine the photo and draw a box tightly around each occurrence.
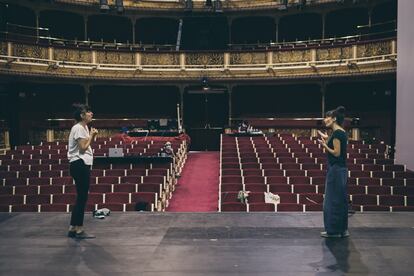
[318,106,349,238]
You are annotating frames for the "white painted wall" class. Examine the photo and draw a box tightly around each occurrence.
[396,0,414,169]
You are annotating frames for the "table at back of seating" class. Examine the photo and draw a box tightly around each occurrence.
[127,131,180,137]
[227,132,264,137]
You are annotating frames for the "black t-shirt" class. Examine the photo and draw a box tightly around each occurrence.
[327,129,348,167]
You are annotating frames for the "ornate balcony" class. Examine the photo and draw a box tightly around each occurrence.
[0,35,396,82]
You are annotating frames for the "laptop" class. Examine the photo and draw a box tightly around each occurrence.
[108,148,124,157]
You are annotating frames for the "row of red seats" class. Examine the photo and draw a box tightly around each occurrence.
[220,182,414,195]
[0,192,158,212]
[220,134,412,212]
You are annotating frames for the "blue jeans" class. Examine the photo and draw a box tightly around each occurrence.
[323,164,348,234]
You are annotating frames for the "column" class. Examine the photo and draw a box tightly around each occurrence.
[322,13,326,39]
[311,82,326,138]
[179,85,185,127]
[84,16,88,41]
[48,47,53,61]
[368,9,372,27]
[351,128,360,141]
[267,51,273,69]
[228,85,233,127]
[227,17,233,46]
[180,53,185,70]
[92,51,97,64]
[46,129,54,143]
[391,40,396,55]
[275,17,280,43]
[4,130,10,149]
[132,17,136,44]
[321,82,326,117]
[224,52,230,70]
[7,42,12,56]
[135,52,142,69]
[35,11,40,39]
[352,44,358,59]
[84,84,90,105]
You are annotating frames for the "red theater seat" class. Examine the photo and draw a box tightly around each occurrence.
[268,185,292,193]
[12,204,39,212]
[40,204,68,212]
[14,186,38,195]
[89,184,112,193]
[221,184,243,193]
[249,203,275,212]
[105,192,130,204]
[40,171,62,178]
[137,184,163,196]
[4,178,28,186]
[0,195,24,205]
[221,169,242,176]
[87,193,104,204]
[97,176,119,184]
[348,185,365,195]
[267,176,288,185]
[299,193,324,204]
[53,194,76,204]
[379,195,404,206]
[221,176,243,184]
[113,183,137,193]
[39,185,63,195]
[244,176,266,184]
[246,192,266,203]
[293,184,316,193]
[221,203,247,212]
[352,194,377,205]
[367,186,391,195]
[242,169,263,177]
[221,192,239,203]
[245,184,267,193]
[277,203,303,212]
[26,194,51,205]
[289,176,310,184]
[0,186,13,195]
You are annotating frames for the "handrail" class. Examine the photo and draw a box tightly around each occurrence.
[357,20,396,29]
[0,28,396,52]
[233,29,396,50]
[6,23,50,32]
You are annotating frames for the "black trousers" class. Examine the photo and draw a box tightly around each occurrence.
[69,159,91,226]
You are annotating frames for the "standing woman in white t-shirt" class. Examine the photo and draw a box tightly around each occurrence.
[67,104,98,239]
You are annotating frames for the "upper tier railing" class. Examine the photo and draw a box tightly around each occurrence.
[2,21,397,52]
[52,0,347,11]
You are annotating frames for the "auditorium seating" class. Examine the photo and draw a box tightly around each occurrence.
[219,134,414,212]
[0,136,188,212]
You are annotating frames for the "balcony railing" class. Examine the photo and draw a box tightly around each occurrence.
[2,22,397,53]
[52,0,348,11]
[0,27,397,80]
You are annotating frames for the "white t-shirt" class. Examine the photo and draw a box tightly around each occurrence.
[67,123,93,165]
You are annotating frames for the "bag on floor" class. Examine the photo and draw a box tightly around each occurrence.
[237,190,250,204]
[93,208,111,219]
[264,192,280,205]
[135,201,149,211]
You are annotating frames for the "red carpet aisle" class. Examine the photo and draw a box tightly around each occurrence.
[167,152,219,212]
